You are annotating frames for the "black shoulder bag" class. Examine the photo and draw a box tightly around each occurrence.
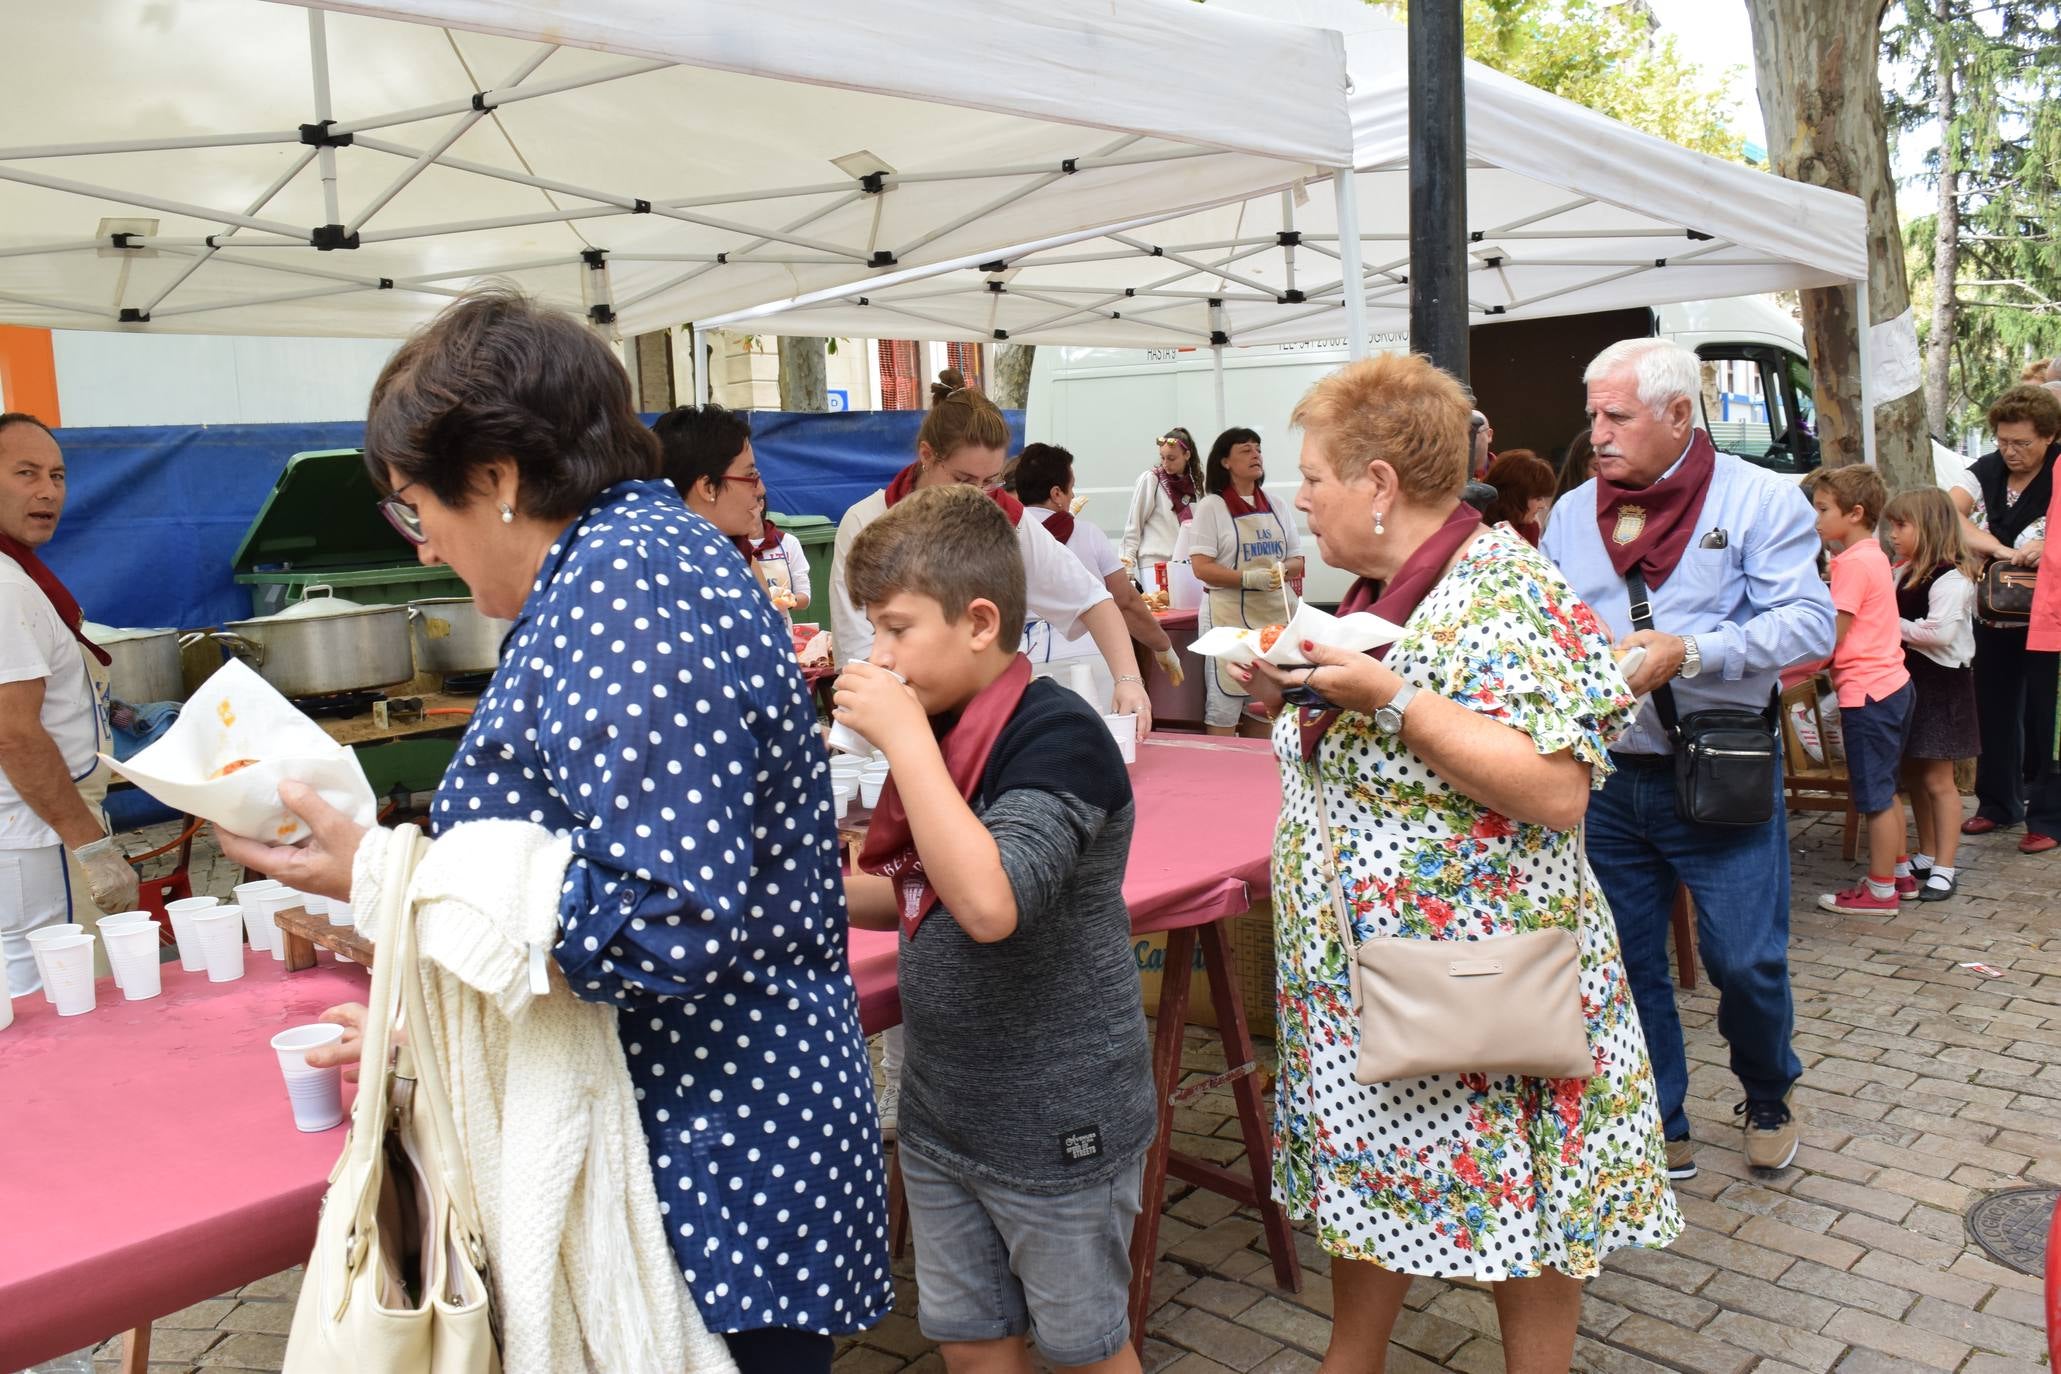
[1626,568,1778,827]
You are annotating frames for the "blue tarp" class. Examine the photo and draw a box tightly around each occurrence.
[40,409,1020,631]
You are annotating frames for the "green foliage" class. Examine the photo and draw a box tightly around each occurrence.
[1382,0,1746,160]
[1887,0,2061,436]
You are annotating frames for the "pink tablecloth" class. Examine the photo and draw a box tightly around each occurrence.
[0,955,369,1369]
[0,737,1279,1364]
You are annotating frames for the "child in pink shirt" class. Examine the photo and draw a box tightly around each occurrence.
[1810,465,1915,915]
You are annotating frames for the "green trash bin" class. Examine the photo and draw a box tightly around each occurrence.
[768,512,838,629]
[232,449,468,614]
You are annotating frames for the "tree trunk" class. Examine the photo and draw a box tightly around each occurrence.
[1744,0,1932,487]
[990,343,1036,409]
[1923,0,1960,439]
[776,336,829,411]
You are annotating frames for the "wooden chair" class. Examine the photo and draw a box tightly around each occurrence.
[1779,676,1860,862]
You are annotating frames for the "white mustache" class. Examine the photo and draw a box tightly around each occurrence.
[1596,446,1624,458]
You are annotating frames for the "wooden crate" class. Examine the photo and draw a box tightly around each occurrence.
[1136,901,1276,1039]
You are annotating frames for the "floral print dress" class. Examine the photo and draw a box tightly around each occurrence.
[1269,526,1680,1280]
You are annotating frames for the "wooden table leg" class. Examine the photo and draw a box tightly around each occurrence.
[1127,925,1196,1354]
[1191,918,1298,1294]
[118,1324,151,1373]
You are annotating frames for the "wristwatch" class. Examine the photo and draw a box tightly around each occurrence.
[1677,636,1703,680]
[1374,682,1419,736]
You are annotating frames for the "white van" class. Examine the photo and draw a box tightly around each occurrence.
[1028,296,1822,604]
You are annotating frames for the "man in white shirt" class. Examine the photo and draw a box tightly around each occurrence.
[1013,442,1181,710]
[0,413,138,994]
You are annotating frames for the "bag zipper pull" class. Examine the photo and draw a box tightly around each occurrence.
[528,941,551,997]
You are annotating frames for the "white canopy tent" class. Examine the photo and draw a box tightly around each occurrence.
[699,1,1873,441]
[0,0,1352,339]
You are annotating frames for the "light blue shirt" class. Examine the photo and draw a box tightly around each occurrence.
[1541,448,1835,755]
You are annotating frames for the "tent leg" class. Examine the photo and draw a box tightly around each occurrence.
[1854,285,1876,466]
[1334,170,1369,362]
[1212,345,1227,432]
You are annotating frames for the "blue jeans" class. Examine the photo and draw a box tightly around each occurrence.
[1587,754,1803,1140]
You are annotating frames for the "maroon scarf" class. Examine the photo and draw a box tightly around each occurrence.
[884,461,1026,527]
[1511,519,1542,548]
[1040,509,1076,545]
[1298,502,1481,760]
[1594,429,1717,588]
[748,519,784,559]
[0,533,109,667]
[859,654,1033,937]
[1156,468,1197,523]
[1220,485,1272,520]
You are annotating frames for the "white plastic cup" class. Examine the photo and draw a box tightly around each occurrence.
[302,893,331,919]
[234,881,283,950]
[164,896,218,972]
[100,922,164,1001]
[1067,662,1095,702]
[833,781,853,821]
[270,1024,346,1132]
[26,923,90,1003]
[826,720,875,756]
[94,912,156,993]
[1103,713,1140,766]
[860,774,885,809]
[252,887,296,959]
[328,901,354,928]
[40,933,97,1016]
[191,907,246,983]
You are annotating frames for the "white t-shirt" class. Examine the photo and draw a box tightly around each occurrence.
[1188,490,1304,566]
[1021,506,1124,663]
[829,490,1114,668]
[753,530,812,603]
[0,560,102,850]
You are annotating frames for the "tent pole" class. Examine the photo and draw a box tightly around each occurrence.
[1213,346,1228,432]
[1855,285,1876,466]
[1281,190,1297,298]
[1407,0,1469,382]
[307,10,341,227]
[1334,170,1370,362]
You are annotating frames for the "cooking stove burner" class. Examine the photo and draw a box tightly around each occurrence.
[441,671,494,696]
[293,689,383,719]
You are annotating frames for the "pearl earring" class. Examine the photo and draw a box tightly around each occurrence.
[499,502,514,524]
[1372,510,1385,536]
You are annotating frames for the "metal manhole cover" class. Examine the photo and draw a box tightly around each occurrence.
[1965,1186,2058,1276]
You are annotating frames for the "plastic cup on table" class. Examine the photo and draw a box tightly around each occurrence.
[328,901,354,928]
[234,881,283,950]
[100,921,164,1001]
[833,781,853,821]
[40,932,97,1016]
[270,1023,347,1132]
[1103,713,1140,766]
[93,912,157,992]
[302,892,331,919]
[252,887,296,959]
[191,906,246,983]
[859,773,886,809]
[164,896,218,972]
[26,923,91,1003]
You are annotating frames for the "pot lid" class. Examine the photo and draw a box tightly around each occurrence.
[82,621,176,643]
[234,591,403,624]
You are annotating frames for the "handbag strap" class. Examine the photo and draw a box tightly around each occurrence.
[1624,568,1681,740]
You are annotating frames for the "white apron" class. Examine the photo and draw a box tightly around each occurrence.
[1206,498,1297,698]
[61,645,118,975]
[754,543,797,625]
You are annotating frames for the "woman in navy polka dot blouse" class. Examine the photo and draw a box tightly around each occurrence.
[224,291,890,1374]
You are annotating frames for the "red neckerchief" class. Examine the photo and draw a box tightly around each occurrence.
[858,654,1033,937]
[1594,429,1717,588]
[1220,485,1272,520]
[1041,509,1077,545]
[1156,468,1197,523]
[1511,519,1542,548]
[749,519,784,558]
[0,532,109,667]
[1298,502,1481,760]
[883,462,1025,527]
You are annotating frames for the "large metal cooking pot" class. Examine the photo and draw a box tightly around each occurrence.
[213,585,414,698]
[85,623,187,703]
[407,596,512,676]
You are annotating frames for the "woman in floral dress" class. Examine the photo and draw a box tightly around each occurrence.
[1235,354,1678,1373]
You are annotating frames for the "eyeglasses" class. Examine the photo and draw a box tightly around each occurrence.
[1998,437,2049,455]
[717,466,765,490]
[378,482,427,545]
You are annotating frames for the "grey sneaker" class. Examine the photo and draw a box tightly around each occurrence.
[876,1080,899,1142]
[1736,1096,1798,1171]
[1664,1136,1698,1181]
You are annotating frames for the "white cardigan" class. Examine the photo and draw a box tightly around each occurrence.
[352,820,735,1374]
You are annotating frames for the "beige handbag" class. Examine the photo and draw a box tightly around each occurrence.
[1311,773,1595,1084]
[284,825,501,1374]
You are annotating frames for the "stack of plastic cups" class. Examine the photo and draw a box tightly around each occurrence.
[163,896,218,972]
[40,930,97,1016]
[327,899,356,962]
[860,758,890,810]
[24,924,88,1005]
[191,906,246,983]
[270,1024,347,1131]
[251,885,296,960]
[233,880,284,955]
[98,915,164,1001]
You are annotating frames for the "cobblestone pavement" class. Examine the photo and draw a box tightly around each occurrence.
[74,805,2061,1373]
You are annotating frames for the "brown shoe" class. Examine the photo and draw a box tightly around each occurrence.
[2021,833,2060,855]
[1961,815,2003,835]
[1736,1096,1798,1171]
[1664,1137,1697,1181]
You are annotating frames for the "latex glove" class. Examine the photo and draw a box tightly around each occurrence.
[1241,563,1285,592]
[73,835,140,914]
[1154,646,1185,688]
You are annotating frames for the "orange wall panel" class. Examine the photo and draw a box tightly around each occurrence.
[0,326,60,426]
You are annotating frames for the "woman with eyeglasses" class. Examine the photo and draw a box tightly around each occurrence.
[221,289,892,1374]
[1953,383,2061,847]
[654,404,807,619]
[1119,426,1205,577]
[1188,427,1304,737]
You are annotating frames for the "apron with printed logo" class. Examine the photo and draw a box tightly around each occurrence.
[1205,501,1297,698]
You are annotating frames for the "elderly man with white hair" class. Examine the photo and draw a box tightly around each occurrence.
[1542,338,1834,1178]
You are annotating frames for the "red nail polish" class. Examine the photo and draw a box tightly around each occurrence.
[1301,639,1314,652]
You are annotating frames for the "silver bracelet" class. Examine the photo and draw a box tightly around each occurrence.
[1116,674,1144,684]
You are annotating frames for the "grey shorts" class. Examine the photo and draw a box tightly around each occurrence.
[900,1145,1144,1367]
